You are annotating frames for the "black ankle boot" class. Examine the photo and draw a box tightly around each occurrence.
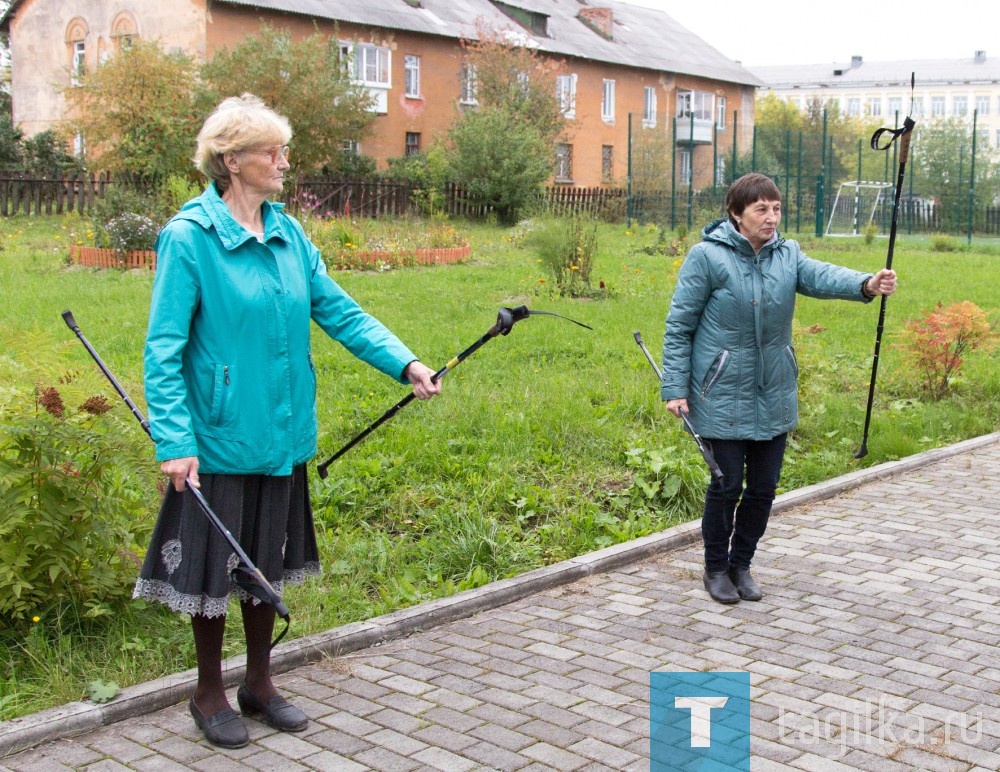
[728,566,763,601]
[703,570,740,604]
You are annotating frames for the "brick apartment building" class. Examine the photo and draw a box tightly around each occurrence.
[1,0,761,188]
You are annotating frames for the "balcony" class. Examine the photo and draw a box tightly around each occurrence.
[675,115,714,144]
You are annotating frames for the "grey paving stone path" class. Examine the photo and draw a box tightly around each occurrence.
[2,434,999,771]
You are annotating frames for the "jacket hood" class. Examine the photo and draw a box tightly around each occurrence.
[169,183,290,252]
[701,217,784,257]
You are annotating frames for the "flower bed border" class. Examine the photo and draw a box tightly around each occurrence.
[70,245,157,270]
[332,244,471,270]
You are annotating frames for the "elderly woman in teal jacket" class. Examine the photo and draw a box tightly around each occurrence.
[661,173,896,605]
[137,94,440,748]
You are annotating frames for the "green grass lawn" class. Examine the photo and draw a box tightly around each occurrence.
[1,214,998,719]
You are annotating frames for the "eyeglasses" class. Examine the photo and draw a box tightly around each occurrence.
[249,145,291,164]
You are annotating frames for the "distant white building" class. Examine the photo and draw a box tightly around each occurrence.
[750,51,1000,150]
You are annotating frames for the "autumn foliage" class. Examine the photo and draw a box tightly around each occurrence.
[897,301,995,399]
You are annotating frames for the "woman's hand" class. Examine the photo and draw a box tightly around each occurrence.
[161,456,199,492]
[865,269,897,297]
[665,398,689,418]
[404,361,441,400]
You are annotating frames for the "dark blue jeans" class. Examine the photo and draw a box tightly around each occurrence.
[701,434,787,572]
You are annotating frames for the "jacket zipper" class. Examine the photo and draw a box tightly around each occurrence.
[702,350,730,397]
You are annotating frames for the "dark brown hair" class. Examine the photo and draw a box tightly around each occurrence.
[726,173,781,224]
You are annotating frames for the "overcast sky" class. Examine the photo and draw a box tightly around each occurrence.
[623,0,999,67]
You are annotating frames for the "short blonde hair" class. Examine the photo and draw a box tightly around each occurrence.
[194,94,292,189]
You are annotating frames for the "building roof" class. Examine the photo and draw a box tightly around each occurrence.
[215,0,762,86]
[750,51,1000,89]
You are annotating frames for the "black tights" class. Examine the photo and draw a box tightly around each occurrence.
[191,600,277,715]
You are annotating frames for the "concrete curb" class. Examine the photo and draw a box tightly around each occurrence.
[3,431,998,757]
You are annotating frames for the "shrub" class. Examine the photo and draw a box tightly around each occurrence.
[929,232,956,252]
[0,380,154,621]
[896,300,995,399]
[862,221,878,244]
[103,213,161,253]
[92,185,163,253]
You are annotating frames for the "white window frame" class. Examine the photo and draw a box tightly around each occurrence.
[975,95,989,115]
[953,95,968,117]
[867,97,882,117]
[643,86,657,127]
[679,149,691,186]
[887,97,902,119]
[556,74,577,119]
[910,97,923,117]
[460,62,478,105]
[555,142,573,182]
[404,54,421,99]
[71,41,85,87]
[716,96,726,129]
[601,79,615,123]
[931,96,945,117]
[847,98,861,117]
[676,90,714,121]
[715,156,726,186]
[341,42,390,86]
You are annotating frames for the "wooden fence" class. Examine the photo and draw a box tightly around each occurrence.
[6,172,1000,236]
[0,172,114,216]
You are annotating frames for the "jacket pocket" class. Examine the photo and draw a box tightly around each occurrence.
[209,363,231,427]
[701,349,730,398]
[785,345,799,378]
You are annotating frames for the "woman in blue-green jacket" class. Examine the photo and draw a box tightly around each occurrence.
[137,94,441,748]
[661,173,896,605]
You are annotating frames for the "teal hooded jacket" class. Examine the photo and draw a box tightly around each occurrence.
[144,184,417,475]
[661,218,873,441]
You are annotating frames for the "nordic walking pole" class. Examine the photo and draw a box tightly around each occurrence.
[317,305,592,479]
[633,331,724,481]
[855,73,916,460]
[61,310,291,646]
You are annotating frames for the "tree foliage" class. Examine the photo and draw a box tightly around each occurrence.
[445,23,567,223]
[199,25,376,176]
[63,40,201,187]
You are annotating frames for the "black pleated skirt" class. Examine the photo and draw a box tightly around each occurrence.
[133,464,321,618]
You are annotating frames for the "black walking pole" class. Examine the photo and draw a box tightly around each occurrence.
[316,305,592,479]
[62,310,291,648]
[633,331,724,481]
[854,73,917,460]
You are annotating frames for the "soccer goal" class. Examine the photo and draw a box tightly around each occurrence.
[825,181,893,236]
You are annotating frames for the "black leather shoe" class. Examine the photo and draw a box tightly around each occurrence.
[237,683,308,732]
[189,698,249,748]
[728,567,763,601]
[703,570,740,604]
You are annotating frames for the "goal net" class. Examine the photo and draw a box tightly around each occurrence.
[825,181,893,236]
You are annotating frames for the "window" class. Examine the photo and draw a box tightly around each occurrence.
[716,96,726,129]
[341,42,390,85]
[679,150,691,186]
[887,97,902,118]
[111,11,138,50]
[866,97,881,117]
[405,132,420,156]
[556,74,577,118]
[676,90,714,120]
[953,96,967,116]
[460,63,477,105]
[910,97,923,117]
[975,95,989,115]
[931,96,945,117]
[555,143,573,182]
[996,130,1000,149]
[715,156,726,186]
[67,18,89,88]
[847,98,861,117]
[404,55,420,98]
[601,79,615,123]
[643,86,657,127]
[71,41,85,87]
[601,145,613,183]
[341,41,391,113]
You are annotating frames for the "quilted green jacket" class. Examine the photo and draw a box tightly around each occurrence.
[661,218,873,440]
